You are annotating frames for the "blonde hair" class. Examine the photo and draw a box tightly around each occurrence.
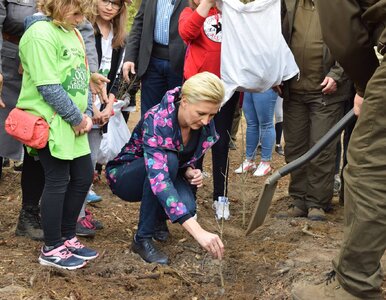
[95,0,127,49]
[38,0,97,29]
[181,72,224,105]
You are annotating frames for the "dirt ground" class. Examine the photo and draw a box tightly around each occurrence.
[0,108,385,300]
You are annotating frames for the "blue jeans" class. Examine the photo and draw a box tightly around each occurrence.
[140,57,183,115]
[242,90,277,161]
[106,152,196,238]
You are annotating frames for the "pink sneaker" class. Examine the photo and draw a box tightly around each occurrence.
[38,244,86,270]
[76,217,96,238]
[85,209,104,230]
[235,160,256,174]
[253,162,272,177]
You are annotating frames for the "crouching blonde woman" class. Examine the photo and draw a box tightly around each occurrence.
[106,72,225,264]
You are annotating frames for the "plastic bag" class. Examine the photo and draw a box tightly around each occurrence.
[96,100,131,165]
[219,0,299,101]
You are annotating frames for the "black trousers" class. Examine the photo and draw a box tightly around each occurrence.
[37,146,93,246]
[196,92,239,201]
[21,147,45,208]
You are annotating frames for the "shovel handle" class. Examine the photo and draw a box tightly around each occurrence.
[279,108,356,177]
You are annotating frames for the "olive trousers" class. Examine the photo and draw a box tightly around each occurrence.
[333,56,386,299]
[283,93,344,210]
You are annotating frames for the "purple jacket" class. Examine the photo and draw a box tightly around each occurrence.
[106,87,219,222]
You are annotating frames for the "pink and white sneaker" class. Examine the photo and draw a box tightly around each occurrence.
[235,160,256,174]
[38,244,86,270]
[253,162,272,177]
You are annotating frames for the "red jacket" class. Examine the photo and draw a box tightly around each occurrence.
[178,7,222,79]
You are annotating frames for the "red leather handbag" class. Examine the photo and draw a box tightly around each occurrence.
[5,108,50,149]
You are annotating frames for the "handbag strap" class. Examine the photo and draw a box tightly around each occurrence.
[48,112,57,125]
[74,29,89,71]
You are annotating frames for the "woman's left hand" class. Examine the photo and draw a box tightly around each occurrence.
[185,167,203,187]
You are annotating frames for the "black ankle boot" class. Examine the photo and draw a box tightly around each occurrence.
[132,236,168,264]
[153,221,170,242]
[15,206,44,241]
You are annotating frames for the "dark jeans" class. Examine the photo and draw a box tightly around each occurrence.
[108,151,196,238]
[37,146,93,246]
[21,147,45,208]
[140,57,183,115]
[196,92,239,201]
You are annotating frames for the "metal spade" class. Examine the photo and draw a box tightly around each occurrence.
[245,108,356,235]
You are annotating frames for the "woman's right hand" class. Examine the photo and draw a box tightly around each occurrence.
[182,218,224,259]
[195,229,224,260]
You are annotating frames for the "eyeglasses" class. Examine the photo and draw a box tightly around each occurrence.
[101,0,122,10]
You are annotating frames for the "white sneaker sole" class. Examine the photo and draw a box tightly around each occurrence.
[38,257,87,270]
[253,167,272,177]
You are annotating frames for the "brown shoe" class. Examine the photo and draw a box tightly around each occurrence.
[276,205,307,218]
[292,272,363,300]
[307,207,326,221]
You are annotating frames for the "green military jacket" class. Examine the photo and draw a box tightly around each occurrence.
[282,0,354,104]
[315,0,386,96]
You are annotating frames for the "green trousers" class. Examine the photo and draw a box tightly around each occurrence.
[283,93,344,210]
[333,57,386,300]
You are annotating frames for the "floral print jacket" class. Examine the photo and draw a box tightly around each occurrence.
[106,87,219,222]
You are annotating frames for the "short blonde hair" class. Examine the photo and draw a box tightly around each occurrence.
[38,0,97,29]
[181,72,225,105]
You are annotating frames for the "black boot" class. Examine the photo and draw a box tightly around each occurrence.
[15,206,44,241]
[132,236,169,264]
[153,221,170,242]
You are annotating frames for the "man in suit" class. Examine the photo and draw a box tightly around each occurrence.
[122,0,188,115]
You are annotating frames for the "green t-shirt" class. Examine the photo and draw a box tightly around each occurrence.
[17,21,90,160]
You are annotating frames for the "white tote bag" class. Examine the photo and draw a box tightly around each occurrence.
[97,100,131,165]
[219,0,299,101]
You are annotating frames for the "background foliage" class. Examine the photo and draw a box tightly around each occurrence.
[126,0,140,32]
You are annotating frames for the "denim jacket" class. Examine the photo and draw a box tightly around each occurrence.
[106,87,219,222]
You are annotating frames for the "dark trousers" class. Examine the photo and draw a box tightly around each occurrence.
[333,58,386,299]
[283,93,344,210]
[21,147,45,208]
[196,92,239,201]
[37,147,93,246]
[140,57,183,116]
[107,151,196,238]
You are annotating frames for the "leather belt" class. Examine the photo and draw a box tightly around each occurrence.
[3,32,21,45]
[151,43,169,60]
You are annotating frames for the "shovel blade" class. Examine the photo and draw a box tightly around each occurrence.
[245,180,278,235]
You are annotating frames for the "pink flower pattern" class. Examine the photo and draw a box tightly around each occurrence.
[105,87,219,221]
